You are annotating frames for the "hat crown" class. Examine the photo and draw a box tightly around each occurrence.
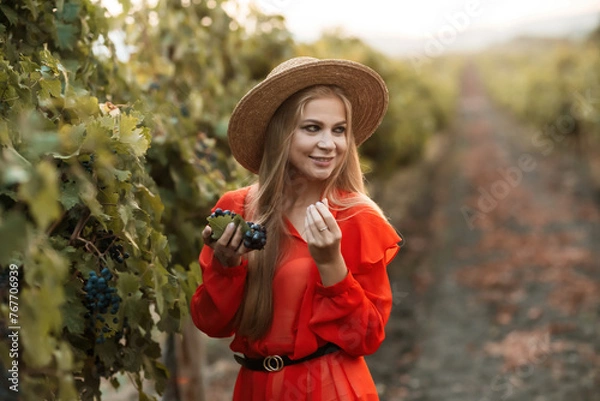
[267,57,318,78]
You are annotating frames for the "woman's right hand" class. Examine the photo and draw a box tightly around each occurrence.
[202,222,249,267]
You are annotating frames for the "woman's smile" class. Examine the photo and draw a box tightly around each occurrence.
[309,156,334,166]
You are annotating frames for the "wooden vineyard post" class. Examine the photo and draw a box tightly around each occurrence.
[163,319,207,401]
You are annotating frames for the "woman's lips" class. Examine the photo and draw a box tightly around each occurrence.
[309,156,334,166]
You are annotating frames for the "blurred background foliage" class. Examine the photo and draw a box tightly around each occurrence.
[473,29,600,192]
[474,32,600,153]
[1,0,598,399]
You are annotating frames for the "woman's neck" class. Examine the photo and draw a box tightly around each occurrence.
[284,181,325,211]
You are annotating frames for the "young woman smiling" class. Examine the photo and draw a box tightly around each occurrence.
[191,57,403,401]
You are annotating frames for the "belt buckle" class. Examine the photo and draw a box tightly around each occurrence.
[263,355,284,372]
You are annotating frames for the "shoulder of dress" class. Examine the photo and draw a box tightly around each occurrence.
[215,186,252,211]
[334,193,381,218]
[225,186,252,200]
[337,205,382,224]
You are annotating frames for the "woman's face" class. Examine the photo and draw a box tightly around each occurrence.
[288,96,348,183]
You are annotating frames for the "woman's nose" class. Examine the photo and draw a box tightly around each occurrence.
[317,131,335,149]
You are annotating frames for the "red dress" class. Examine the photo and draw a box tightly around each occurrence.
[190,187,401,400]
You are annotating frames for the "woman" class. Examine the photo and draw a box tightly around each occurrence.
[191,57,402,400]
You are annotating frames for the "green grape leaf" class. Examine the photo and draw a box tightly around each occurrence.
[21,284,63,367]
[118,115,151,157]
[143,357,168,395]
[207,213,249,240]
[152,261,169,315]
[81,118,111,152]
[69,95,100,119]
[18,160,61,230]
[56,123,85,156]
[235,214,250,233]
[118,273,151,328]
[39,78,62,99]
[0,211,29,265]
[150,230,170,267]
[23,0,39,20]
[60,279,87,335]
[96,337,120,367]
[0,5,19,25]
[55,22,78,50]
[136,184,164,222]
[117,272,140,296]
[57,1,80,23]
[59,181,80,210]
[121,345,143,372]
[77,177,106,219]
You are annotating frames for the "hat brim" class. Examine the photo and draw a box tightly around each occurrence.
[227,59,389,174]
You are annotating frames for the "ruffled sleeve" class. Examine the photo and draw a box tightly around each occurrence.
[339,206,401,272]
[308,206,401,356]
[190,187,251,338]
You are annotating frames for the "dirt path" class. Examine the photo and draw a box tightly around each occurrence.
[368,64,600,401]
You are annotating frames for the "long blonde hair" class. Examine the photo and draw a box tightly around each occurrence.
[236,84,385,339]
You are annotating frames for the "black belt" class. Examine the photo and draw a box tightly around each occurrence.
[234,343,341,372]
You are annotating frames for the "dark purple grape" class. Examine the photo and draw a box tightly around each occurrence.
[242,221,267,250]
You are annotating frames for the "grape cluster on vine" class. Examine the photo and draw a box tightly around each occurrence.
[109,243,129,263]
[97,230,130,263]
[83,267,121,344]
[80,154,95,174]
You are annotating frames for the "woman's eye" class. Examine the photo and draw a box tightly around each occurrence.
[333,126,346,135]
[302,125,320,133]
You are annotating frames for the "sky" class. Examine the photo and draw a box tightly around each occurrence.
[238,0,600,54]
[246,0,599,38]
[101,0,600,57]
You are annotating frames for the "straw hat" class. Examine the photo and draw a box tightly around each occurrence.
[227,57,389,174]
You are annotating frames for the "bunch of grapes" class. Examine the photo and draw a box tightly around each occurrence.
[83,267,121,344]
[207,209,267,250]
[96,230,130,263]
[80,154,95,174]
[108,243,129,263]
[209,208,237,218]
[243,222,267,250]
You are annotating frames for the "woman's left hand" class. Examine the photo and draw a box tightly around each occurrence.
[305,198,348,286]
